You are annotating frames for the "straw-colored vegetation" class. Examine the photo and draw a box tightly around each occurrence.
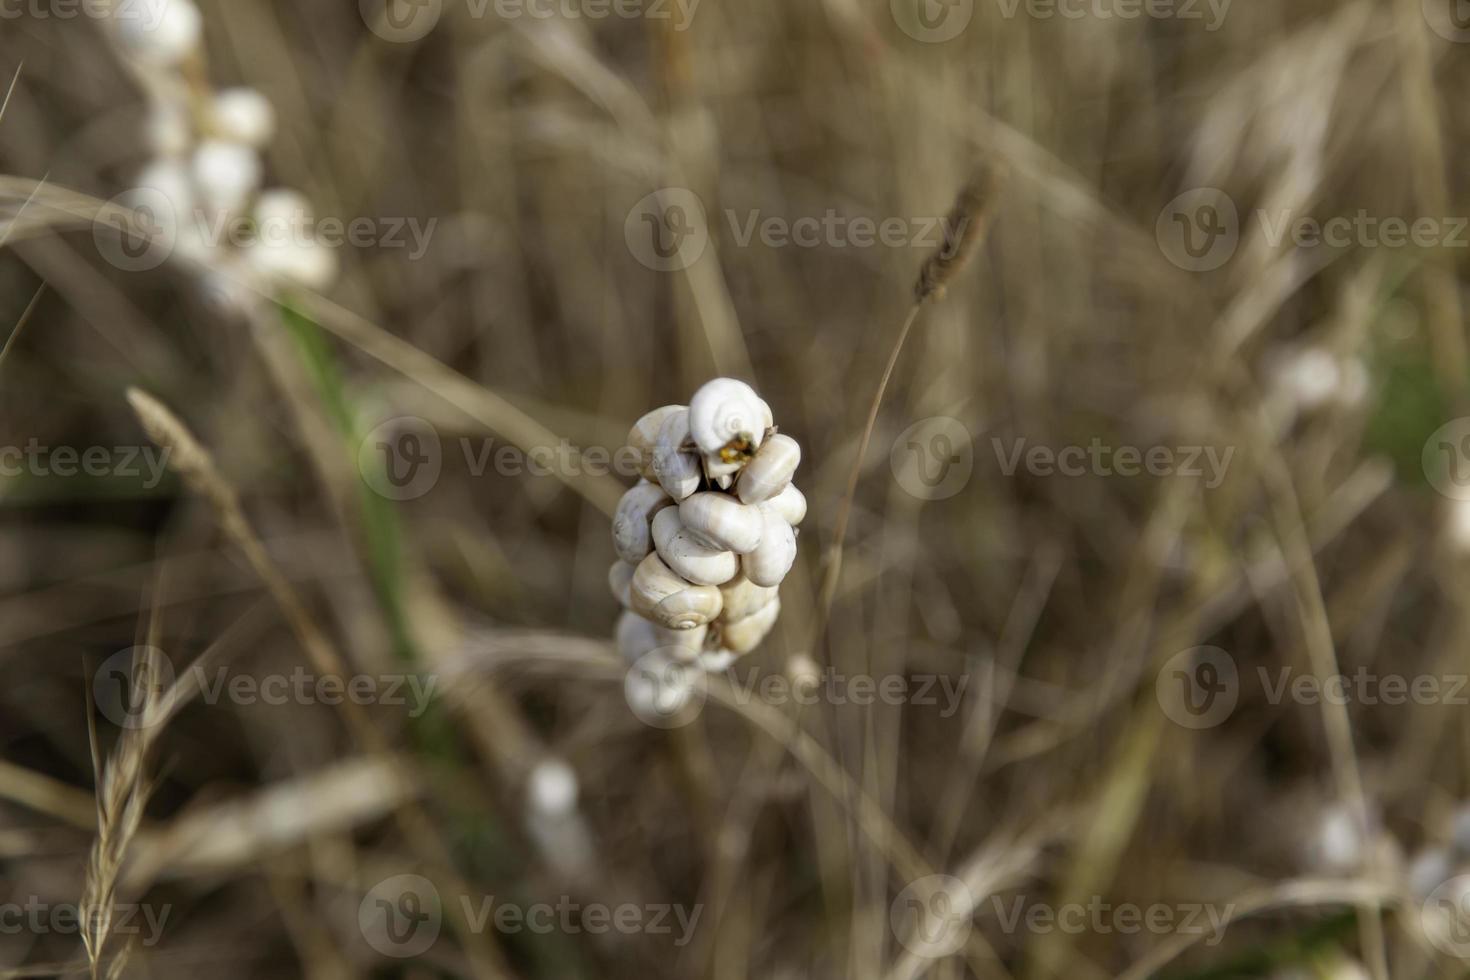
[2,1,1469,977]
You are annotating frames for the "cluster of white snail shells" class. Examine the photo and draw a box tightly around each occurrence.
[612,378,804,675]
[109,0,337,301]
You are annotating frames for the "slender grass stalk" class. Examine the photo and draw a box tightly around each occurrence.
[813,163,1000,653]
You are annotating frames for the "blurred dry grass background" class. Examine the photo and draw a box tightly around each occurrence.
[3,0,1470,976]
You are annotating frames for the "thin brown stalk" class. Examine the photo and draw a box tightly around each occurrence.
[814,162,1000,651]
[124,388,514,980]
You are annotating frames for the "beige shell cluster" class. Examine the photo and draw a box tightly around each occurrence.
[106,0,337,305]
[612,378,805,673]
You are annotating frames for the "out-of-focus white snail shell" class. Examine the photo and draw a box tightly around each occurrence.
[611,481,673,564]
[764,484,806,526]
[652,508,738,586]
[679,492,764,554]
[212,87,276,148]
[651,408,702,501]
[615,609,660,663]
[145,99,192,157]
[608,560,636,607]
[653,620,708,661]
[630,552,723,629]
[255,188,313,231]
[135,158,194,215]
[697,648,738,673]
[722,596,781,654]
[627,405,683,481]
[192,139,261,212]
[688,378,767,457]
[245,235,337,290]
[743,508,797,587]
[526,758,579,816]
[737,434,800,504]
[116,0,201,66]
[718,572,779,621]
[616,609,708,663]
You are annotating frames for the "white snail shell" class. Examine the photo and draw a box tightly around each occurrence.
[722,596,781,654]
[688,378,767,457]
[697,648,738,673]
[192,139,261,212]
[742,508,797,587]
[679,492,764,554]
[652,508,738,586]
[249,188,337,288]
[247,236,337,290]
[651,408,702,501]
[611,481,673,564]
[255,188,312,232]
[630,552,723,629]
[616,609,708,662]
[654,621,708,661]
[737,434,800,504]
[608,560,636,608]
[116,0,201,66]
[615,609,660,663]
[135,157,192,213]
[763,484,806,527]
[627,405,683,481]
[145,99,192,157]
[212,87,276,148]
[718,572,779,621]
